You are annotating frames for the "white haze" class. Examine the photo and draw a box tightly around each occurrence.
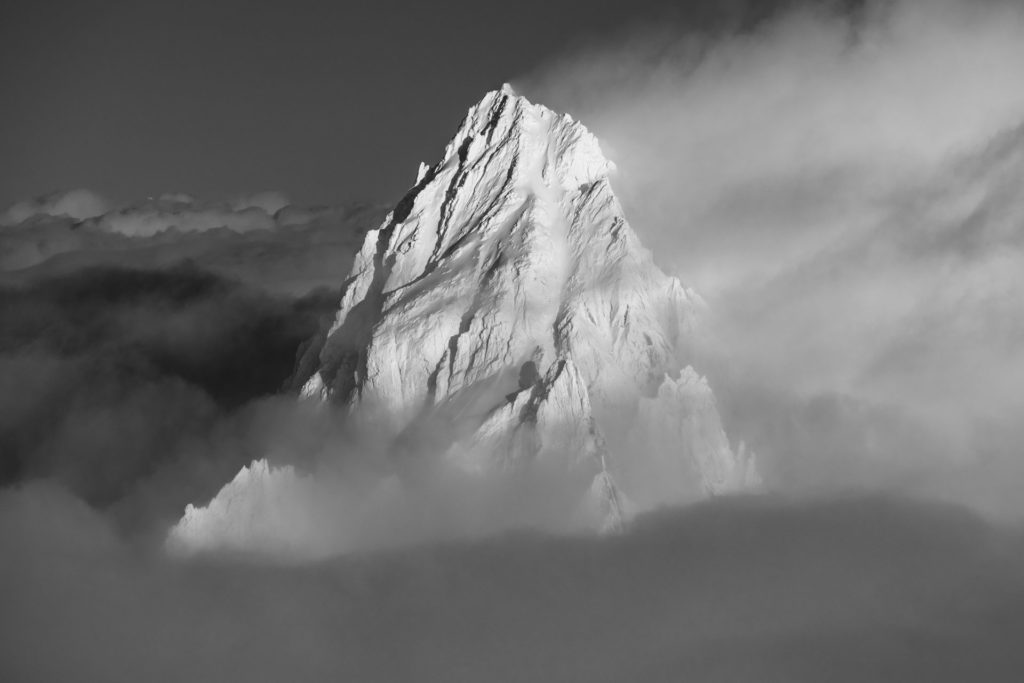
[520,0,1024,517]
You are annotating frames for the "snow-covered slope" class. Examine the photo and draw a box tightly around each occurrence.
[167,460,323,558]
[305,86,756,506]
[171,86,758,552]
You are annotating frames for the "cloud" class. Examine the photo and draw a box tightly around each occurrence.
[0,264,340,532]
[0,190,293,238]
[3,481,1024,682]
[92,194,278,237]
[228,191,291,215]
[0,199,381,296]
[1,189,109,227]
[517,0,1024,513]
[164,442,620,560]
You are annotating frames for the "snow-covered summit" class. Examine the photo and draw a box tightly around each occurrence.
[170,88,758,553]
[300,87,756,510]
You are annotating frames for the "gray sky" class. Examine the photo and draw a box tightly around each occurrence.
[0,0,810,208]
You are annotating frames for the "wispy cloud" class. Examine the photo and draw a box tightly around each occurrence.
[520,0,1024,514]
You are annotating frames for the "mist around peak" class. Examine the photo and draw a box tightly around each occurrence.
[519,0,1024,519]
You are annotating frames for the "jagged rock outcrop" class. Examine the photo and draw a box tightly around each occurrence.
[297,85,757,521]
[167,460,321,558]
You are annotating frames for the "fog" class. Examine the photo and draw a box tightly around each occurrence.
[4,0,1024,679]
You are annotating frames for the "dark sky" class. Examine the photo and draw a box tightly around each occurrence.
[0,0,789,208]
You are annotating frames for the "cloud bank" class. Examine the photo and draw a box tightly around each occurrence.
[90,193,284,237]
[4,482,1024,682]
[0,189,109,227]
[0,264,342,534]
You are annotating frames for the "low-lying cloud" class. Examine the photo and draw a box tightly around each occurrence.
[0,189,110,227]
[91,193,282,237]
[4,482,1024,682]
[1,190,293,236]
[0,264,339,534]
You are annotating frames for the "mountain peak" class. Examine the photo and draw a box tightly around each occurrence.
[298,87,756,512]
[433,85,616,199]
[170,89,758,552]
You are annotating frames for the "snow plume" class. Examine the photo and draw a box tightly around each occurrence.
[519,0,1024,516]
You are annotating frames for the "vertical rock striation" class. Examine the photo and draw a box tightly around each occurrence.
[299,85,757,523]
[170,86,759,555]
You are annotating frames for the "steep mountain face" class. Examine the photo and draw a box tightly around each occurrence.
[295,86,758,524]
[168,87,758,554]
